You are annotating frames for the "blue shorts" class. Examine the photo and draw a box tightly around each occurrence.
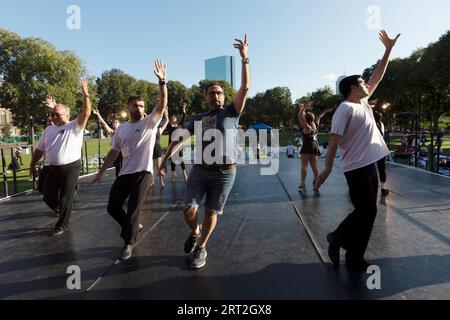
[184,165,237,215]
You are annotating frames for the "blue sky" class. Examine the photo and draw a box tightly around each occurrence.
[1,0,449,101]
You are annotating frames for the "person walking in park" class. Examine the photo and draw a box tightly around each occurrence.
[90,59,168,261]
[30,80,92,236]
[314,30,401,271]
[92,109,123,177]
[297,102,333,192]
[165,103,188,183]
[158,35,250,269]
[152,108,170,188]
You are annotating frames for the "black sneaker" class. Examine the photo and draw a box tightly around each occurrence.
[48,228,65,237]
[184,234,200,254]
[381,188,389,196]
[345,253,370,272]
[327,232,340,266]
[190,246,207,269]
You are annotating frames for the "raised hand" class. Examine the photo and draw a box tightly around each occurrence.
[234,34,249,59]
[379,30,401,50]
[154,59,167,81]
[92,109,100,116]
[43,95,57,109]
[81,79,90,97]
[88,173,102,187]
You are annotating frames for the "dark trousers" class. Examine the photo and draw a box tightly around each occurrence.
[107,171,153,246]
[43,160,81,230]
[38,166,50,194]
[333,163,379,260]
[376,157,387,183]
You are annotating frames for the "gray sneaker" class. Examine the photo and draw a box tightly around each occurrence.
[190,246,207,269]
[119,245,133,261]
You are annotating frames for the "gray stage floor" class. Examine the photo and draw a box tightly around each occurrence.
[1,156,449,300]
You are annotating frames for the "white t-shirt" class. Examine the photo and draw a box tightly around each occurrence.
[38,120,83,166]
[287,145,296,156]
[331,99,390,172]
[111,109,162,176]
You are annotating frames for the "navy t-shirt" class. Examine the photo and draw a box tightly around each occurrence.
[185,103,240,165]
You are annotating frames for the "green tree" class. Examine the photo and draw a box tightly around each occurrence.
[0,29,84,130]
[1,122,12,139]
[95,69,136,120]
[167,81,192,116]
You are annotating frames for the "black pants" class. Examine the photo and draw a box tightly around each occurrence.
[38,166,50,194]
[333,163,378,260]
[107,171,153,246]
[43,160,81,230]
[376,157,387,183]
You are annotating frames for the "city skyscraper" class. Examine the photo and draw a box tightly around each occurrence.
[205,55,236,88]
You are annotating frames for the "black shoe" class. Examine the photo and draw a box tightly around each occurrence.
[327,232,340,266]
[381,188,389,196]
[119,245,133,260]
[184,233,200,254]
[345,253,370,272]
[48,228,65,237]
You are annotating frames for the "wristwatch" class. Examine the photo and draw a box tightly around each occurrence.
[159,80,166,86]
[242,57,249,64]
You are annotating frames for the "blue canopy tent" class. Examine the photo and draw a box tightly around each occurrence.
[249,123,272,131]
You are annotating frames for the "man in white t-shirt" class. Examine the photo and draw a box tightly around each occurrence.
[30,80,92,236]
[90,60,167,261]
[314,30,400,271]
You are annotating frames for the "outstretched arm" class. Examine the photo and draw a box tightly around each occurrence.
[298,103,312,132]
[78,79,92,128]
[158,128,191,176]
[316,108,334,126]
[158,109,170,135]
[313,134,341,190]
[233,34,250,115]
[153,59,168,120]
[93,109,114,135]
[367,30,401,98]
[29,149,44,177]
[43,95,57,109]
[89,149,120,186]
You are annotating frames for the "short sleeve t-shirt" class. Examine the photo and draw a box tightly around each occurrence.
[37,119,83,166]
[185,103,240,165]
[331,98,390,172]
[111,108,162,176]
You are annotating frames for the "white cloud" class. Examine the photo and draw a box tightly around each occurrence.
[323,73,337,82]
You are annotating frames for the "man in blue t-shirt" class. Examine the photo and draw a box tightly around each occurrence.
[159,35,250,269]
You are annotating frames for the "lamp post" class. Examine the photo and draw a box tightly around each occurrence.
[29,116,34,146]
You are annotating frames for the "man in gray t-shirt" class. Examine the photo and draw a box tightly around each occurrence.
[159,35,250,269]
